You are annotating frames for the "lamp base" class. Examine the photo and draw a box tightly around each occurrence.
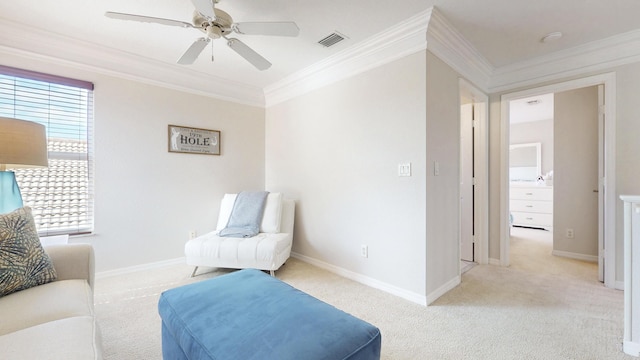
[0,171,23,214]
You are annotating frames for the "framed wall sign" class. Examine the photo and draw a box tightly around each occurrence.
[168,125,220,155]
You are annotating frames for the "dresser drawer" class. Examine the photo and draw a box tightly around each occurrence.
[511,211,553,227]
[510,199,553,214]
[510,187,553,201]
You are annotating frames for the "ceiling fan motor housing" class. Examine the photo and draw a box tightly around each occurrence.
[193,8,233,38]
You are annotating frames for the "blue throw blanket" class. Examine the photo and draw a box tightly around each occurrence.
[219,191,269,238]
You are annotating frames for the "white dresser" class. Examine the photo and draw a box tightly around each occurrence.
[510,184,553,230]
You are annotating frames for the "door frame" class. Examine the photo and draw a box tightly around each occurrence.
[499,73,617,289]
[460,79,489,265]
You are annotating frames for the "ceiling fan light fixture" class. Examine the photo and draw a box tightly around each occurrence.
[541,31,563,43]
[207,26,222,39]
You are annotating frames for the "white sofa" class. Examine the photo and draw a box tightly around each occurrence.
[0,243,103,359]
[185,193,295,276]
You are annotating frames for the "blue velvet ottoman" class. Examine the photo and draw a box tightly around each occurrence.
[158,269,381,360]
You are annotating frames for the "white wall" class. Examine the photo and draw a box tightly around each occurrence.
[510,119,554,176]
[0,53,266,272]
[613,63,640,280]
[425,52,462,297]
[266,51,428,298]
[265,49,465,304]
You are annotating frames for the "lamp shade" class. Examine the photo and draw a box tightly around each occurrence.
[0,117,48,169]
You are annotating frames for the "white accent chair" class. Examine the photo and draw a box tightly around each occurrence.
[185,193,295,276]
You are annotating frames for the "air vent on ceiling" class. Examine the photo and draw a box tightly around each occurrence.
[318,32,347,47]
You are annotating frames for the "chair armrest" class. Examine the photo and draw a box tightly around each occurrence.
[44,243,95,292]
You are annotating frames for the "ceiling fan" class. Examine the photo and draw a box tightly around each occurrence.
[105,0,299,71]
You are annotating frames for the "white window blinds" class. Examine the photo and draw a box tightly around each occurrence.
[0,65,94,236]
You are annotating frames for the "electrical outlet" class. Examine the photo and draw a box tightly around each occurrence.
[565,229,574,239]
[189,230,197,240]
[360,245,368,258]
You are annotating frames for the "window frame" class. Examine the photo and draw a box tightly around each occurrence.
[0,65,95,236]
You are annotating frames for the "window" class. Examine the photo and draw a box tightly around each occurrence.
[0,65,94,236]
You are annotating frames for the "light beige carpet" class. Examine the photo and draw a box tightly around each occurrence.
[95,228,633,359]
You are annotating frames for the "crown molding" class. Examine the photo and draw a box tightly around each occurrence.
[0,19,265,107]
[5,10,637,108]
[263,7,495,107]
[490,29,640,93]
[263,9,432,107]
[425,7,493,92]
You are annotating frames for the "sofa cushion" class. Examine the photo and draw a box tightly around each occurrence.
[0,316,102,360]
[0,279,94,335]
[215,193,283,234]
[0,207,57,297]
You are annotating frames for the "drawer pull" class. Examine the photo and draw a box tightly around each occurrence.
[526,217,534,220]
[525,192,533,195]
[526,205,533,208]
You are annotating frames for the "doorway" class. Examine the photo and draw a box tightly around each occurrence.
[499,73,616,288]
[508,88,600,275]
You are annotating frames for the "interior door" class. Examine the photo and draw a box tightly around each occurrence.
[460,103,474,261]
[553,86,600,268]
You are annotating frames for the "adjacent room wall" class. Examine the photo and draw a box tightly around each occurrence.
[266,51,428,300]
[553,86,599,258]
[510,119,554,176]
[0,53,266,272]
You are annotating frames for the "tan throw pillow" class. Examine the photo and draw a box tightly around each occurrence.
[0,207,57,297]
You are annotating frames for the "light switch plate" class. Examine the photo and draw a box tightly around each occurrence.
[398,162,411,177]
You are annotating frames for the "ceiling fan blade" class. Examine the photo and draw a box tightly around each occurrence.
[105,12,193,28]
[190,0,216,21]
[226,38,271,71]
[234,22,299,37]
[177,38,210,65]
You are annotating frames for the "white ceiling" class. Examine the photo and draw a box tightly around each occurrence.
[1,0,639,92]
[509,93,554,124]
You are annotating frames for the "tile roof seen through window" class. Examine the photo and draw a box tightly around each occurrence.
[12,138,92,235]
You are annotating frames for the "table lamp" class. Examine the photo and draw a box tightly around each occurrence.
[0,117,48,214]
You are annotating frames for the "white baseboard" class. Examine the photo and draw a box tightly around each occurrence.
[96,257,186,279]
[426,275,460,305]
[624,340,640,357]
[291,252,427,306]
[616,281,625,291]
[489,258,502,266]
[551,250,598,263]
[96,254,460,307]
